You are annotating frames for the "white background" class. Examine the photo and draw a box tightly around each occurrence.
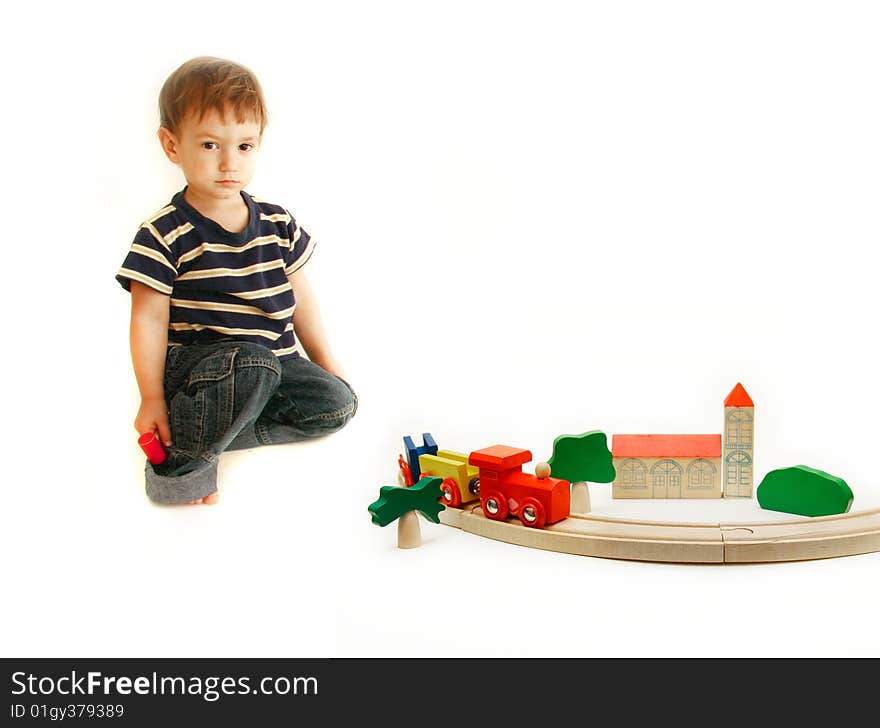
[2,0,879,658]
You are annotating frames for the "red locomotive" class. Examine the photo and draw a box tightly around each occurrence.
[469,445,570,528]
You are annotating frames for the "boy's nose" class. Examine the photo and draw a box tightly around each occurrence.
[220,153,236,172]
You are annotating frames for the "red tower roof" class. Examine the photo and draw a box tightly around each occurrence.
[724,383,754,408]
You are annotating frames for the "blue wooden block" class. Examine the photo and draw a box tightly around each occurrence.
[403,433,438,482]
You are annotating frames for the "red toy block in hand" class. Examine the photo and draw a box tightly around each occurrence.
[138,431,167,465]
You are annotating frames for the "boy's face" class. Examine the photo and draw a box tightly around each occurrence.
[159,108,261,205]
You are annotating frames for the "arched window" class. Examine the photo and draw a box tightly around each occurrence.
[687,458,716,488]
[651,459,682,489]
[619,459,647,488]
[726,409,753,448]
[726,451,752,486]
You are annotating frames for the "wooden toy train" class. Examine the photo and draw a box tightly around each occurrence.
[399,434,571,528]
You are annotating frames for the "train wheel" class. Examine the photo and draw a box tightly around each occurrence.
[441,478,462,507]
[468,477,480,496]
[481,490,509,521]
[519,497,546,528]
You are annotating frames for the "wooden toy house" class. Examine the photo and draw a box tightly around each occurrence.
[611,435,723,499]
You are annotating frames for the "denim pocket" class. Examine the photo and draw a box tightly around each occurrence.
[169,346,239,455]
[187,347,239,386]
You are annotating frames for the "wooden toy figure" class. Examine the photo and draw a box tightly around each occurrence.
[368,476,445,549]
[723,383,755,497]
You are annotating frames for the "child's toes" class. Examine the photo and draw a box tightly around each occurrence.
[202,492,220,505]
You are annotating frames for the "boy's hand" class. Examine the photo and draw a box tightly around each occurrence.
[135,396,172,446]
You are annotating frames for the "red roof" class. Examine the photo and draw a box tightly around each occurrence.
[612,435,721,458]
[724,383,754,407]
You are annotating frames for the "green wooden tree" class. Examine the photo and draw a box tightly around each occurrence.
[547,431,615,514]
[757,465,853,517]
[368,476,445,548]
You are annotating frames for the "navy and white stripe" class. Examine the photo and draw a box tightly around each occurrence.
[116,188,316,359]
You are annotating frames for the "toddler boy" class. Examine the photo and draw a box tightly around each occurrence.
[117,57,357,505]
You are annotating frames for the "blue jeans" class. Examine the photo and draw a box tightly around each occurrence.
[145,341,357,504]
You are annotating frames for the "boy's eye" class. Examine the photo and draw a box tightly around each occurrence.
[239,143,254,152]
[202,142,219,150]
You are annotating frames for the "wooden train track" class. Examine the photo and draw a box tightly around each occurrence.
[438,505,880,563]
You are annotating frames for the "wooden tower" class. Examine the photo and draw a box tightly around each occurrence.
[723,383,754,497]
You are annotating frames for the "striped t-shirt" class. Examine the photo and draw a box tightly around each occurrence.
[116,188,315,360]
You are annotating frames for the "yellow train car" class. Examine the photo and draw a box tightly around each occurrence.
[418,450,480,508]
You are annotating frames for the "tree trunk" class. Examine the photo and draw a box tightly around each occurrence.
[397,510,421,548]
[571,481,591,514]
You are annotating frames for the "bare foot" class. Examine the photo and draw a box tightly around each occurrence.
[187,492,220,505]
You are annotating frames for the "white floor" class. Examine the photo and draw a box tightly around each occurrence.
[3,371,879,659]
[5,0,880,660]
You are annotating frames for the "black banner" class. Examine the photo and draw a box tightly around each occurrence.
[1,657,863,724]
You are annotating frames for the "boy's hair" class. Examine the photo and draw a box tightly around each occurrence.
[159,56,267,136]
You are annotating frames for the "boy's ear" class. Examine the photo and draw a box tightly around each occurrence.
[157,127,181,164]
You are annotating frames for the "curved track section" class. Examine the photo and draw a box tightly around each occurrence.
[438,506,880,563]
